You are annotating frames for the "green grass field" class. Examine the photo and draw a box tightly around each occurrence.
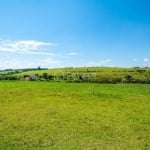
[0,81,150,149]
[17,67,150,80]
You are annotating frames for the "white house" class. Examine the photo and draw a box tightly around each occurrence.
[25,75,39,81]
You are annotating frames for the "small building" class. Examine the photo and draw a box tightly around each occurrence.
[25,75,39,81]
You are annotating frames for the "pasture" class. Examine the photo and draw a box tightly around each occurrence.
[0,81,150,149]
[1,67,150,83]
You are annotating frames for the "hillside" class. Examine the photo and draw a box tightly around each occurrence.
[1,67,150,84]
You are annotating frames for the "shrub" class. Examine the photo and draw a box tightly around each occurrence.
[42,73,48,79]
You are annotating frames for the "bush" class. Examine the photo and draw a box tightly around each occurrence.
[0,75,18,80]
[124,75,133,83]
[111,77,122,84]
[42,73,48,79]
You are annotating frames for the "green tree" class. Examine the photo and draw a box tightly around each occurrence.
[42,73,48,79]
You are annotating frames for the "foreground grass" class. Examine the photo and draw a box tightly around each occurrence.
[0,81,150,150]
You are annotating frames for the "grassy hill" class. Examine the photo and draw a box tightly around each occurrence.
[1,67,150,83]
[17,67,150,83]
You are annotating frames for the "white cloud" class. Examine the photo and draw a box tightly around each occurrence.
[83,59,112,67]
[144,58,150,62]
[142,58,150,67]
[0,59,34,69]
[20,51,56,56]
[41,58,62,66]
[102,59,111,63]
[67,52,78,56]
[0,58,113,70]
[0,57,63,69]
[0,40,56,55]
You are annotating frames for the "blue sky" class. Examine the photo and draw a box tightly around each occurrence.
[0,0,150,69]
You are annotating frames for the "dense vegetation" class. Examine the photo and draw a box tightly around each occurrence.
[0,81,150,149]
[0,67,150,84]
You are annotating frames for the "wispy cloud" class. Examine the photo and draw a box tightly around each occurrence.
[0,57,63,69]
[41,57,62,66]
[85,59,112,67]
[0,59,33,69]
[143,58,150,67]
[20,51,56,56]
[144,58,150,62]
[0,40,56,55]
[67,52,78,56]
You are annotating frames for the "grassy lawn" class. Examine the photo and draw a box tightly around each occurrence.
[0,81,150,150]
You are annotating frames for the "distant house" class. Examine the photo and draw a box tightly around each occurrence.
[25,75,39,81]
